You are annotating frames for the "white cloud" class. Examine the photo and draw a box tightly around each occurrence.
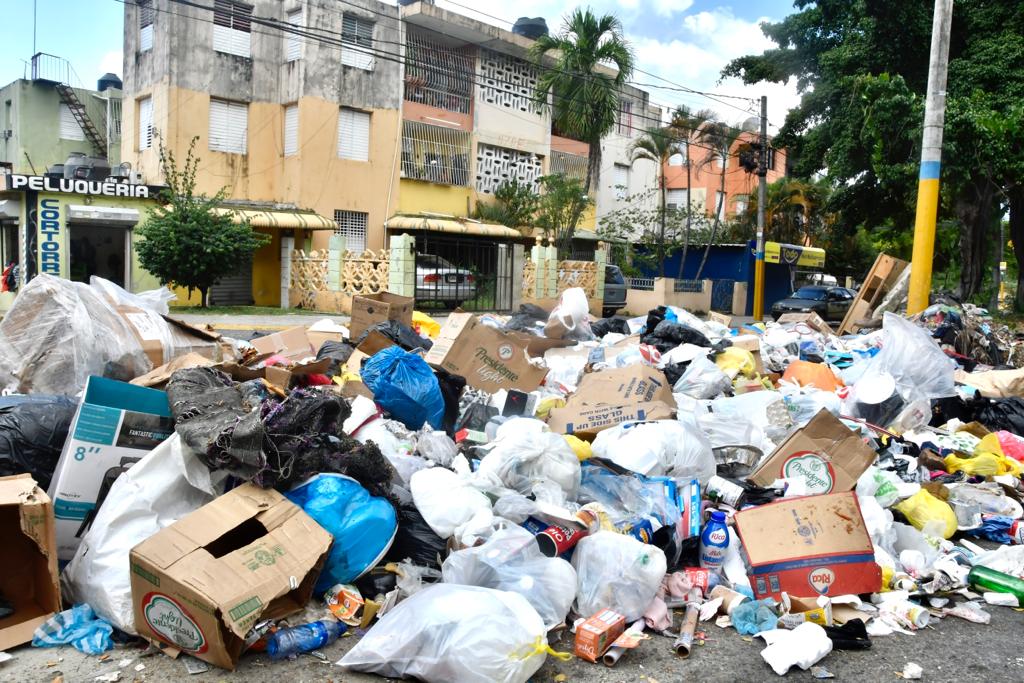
[97,50,123,78]
[653,0,695,17]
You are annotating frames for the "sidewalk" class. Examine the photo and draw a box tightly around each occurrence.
[174,312,351,331]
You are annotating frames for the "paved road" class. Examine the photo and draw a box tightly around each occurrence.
[4,601,1021,683]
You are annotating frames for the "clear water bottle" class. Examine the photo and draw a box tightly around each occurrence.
[266,620,346,660]
[699,510,730,574]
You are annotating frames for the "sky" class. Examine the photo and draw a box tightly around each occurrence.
[0,0,801,128]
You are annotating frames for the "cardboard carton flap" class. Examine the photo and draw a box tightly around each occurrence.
[572,366,676,407]
[0,473,55,558]
[250,327,315,361]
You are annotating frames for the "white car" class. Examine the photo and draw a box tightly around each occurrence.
[415,254,477,307]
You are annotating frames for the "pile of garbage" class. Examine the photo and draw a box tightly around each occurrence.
[2,276,1024,680]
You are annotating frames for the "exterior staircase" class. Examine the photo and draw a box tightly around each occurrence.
[31,52,107,157]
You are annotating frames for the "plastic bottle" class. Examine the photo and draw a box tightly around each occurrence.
[699,511,730,573]
[266,620,346,660]
[967,565,1024,604]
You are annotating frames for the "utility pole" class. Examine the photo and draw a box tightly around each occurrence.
[907,0,954,315]
[753,95,768,320]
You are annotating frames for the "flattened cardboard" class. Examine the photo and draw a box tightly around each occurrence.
[49,377,174,561]
[748,409,876,495]
[356,329,398,356]
[350,293,413,339]
[131,352,217,388]
[130,484,332,671]
[250,326,316,363]
[0,474,61,651]
[734,491,881,600]
[707,311,733,327]
[777,312,834,336]
[572,365,675,406]
[424,313,548,393]
[263,358,332,391]
[547,400,675,439]
[116,306,220,367]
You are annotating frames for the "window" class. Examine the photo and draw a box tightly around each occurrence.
[616,101,633,136]
[334,210,367,253]
[714,190,726,220]
[337,108,370,160]
[734,197,748,215]
[138,0,154,52]
[550,150,587,183]
[401,121,471,186]
[283,104,298,156]
[341,14,374,70]
[666,189,688,211]
[58,103,85,141]
[213,0,252,58]
[668,152,684,167]
[613,163,630,200]
[209,99,248,154]
[285,9,302,61]
[138,96,153,150]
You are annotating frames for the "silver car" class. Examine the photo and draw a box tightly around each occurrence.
[415,254,477,307]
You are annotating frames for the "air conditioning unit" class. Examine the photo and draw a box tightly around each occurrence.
[1,130,11,140]
[130,171,144,184]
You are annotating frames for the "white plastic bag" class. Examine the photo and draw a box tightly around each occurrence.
[61,434,222,634]
[546,287,594,341]
[344,395,425,484]
[759,622,833,675]
[572,531,667,621]
[858,312,956,402]
[411,466,493,539]
[476,419,581,502]
[442,526,577,629]
[417,427,458,467]
[673,354,732,399]
[339,584,549,683]
[591,419,715,484]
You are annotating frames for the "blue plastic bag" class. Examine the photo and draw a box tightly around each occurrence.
[732,598,779,636]
[32,603,113,655]
[286,474,398,593]
[362,347,444,430]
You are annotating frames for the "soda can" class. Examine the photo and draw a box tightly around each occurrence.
[536,524,588,557]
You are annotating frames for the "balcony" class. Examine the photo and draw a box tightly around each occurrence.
[401,120,472,187]
[403,32,474,115]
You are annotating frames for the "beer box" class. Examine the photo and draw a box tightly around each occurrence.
[574,609,626,663]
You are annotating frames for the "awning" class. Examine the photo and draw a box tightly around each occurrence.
[572,229,602,242]
[386,215,523,238]
[68,204,140,226]
[0,199,21,220]
[765,241,826,268]
[213,208,336,230]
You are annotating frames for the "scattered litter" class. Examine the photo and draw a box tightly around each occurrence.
[901,662,924,679]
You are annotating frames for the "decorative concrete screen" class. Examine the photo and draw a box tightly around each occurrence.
[475,143,543,194]
[477,49,539,114]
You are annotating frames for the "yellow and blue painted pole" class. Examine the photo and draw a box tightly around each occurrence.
[907,0,954,315]
[753,96,768,320]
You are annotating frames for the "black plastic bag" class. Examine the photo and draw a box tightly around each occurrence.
[434,367,467,437]
[505,304,549,333]
[641,320,711,353]
[385,501,448,569]
[354,320,432,353]
[662,361,691,387]
[0,395,78,489]
[974,396,1024,434]
[316,339,356,376]
[590,316,631,338]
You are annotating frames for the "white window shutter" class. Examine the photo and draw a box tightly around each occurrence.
[613,163,629,199]
[227,101,248,154]
[283,104,298,156]
[209,99,246,153]
[337,109,370,161]
[286,10,302,61]
[341,14,374,70]
[140,24,153,52]
[59,103,85,141]
[666,189,687,211]
[138,96,153,150]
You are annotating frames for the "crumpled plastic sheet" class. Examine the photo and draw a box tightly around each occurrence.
[31,604,113,655]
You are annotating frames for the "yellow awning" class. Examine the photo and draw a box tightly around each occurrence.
[385,215,523,238]
[765,242,826,268]
[213,208,336,230]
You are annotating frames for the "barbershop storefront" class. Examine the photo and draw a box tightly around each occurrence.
[0,173,164,309]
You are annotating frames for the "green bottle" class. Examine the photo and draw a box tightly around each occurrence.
[968,565,1024,603]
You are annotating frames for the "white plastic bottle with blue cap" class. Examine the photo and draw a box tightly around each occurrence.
[699,510,730,574]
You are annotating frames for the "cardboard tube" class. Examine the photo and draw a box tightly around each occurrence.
[673,587,703,658]
[602,620,645,667]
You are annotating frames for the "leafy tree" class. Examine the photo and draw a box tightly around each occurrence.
[629,126,682,276]
[473,179,539,229]
[535,174,592,252]
[136,137,270,307]
[694,120,745,279]
[530,8,635,193]
[668,105,716,278]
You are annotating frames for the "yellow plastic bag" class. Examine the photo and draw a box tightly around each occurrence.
[565,434,592,461]
[534,396,566,419]
[944,451,1022,477]
[412,311,441,339]
[894,490,958,539]
[715,347,756,379]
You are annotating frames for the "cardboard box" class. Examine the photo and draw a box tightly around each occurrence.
[572,365,675,406]
[263,358,332,391]
[574,609,626,663]
[130,484,332,670]
[350,292,413,339]
[730,334,765,375]
[778,595,833,629]
[0,474,61,650]
[547,400,675,439]
[49,376,174,561]
[748,409,875,495]
[777,312,834,336]
[116,306,221,367]
[734,491,881,600]
[130,352,217,388]
[707,311,733,327]
[424,313,548,393]
[250,326,317,363]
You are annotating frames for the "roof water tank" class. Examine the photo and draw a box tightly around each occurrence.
[97,73,122,92]
[513,17,548,40]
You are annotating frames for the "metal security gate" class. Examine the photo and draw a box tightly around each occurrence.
[710,279,735,313]
[413,234,514,313]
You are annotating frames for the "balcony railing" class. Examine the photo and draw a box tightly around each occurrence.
[404,32,473,114]
[401,120,472,187]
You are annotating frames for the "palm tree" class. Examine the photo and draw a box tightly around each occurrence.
[669,105,716,279]
[630,126,681,277]
[694,121,744,280]
[530,9,635,194]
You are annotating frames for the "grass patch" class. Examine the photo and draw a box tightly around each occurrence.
[169,305,328,316]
